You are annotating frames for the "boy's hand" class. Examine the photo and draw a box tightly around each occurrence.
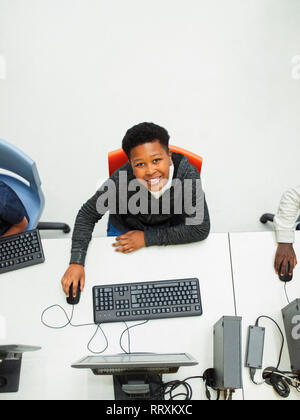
[61,264,85,297]
[112,230,145,253]
[274,243,297,276]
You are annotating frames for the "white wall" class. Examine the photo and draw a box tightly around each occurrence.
[0,0,299,238]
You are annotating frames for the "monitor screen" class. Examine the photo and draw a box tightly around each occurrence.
[71,353,197,374]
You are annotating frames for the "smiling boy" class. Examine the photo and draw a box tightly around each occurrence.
[61,122,210,296]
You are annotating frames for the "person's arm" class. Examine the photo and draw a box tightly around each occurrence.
[61,186,109,296]
[1,216,28,237]
[70,190,104,266]
[273,186,300,275]
[274,186,300,243]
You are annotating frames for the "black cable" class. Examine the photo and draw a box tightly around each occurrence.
[86,324,109,354]
[255,315,284,370]
[284,282,290,304]
[250,315,300,398]
[249,367,264,386]
[119,320,149,354]
[263,368,290,398]
[158,378,193,400]
[41,304,75,329]
[151,375,206,400]
[124,321,130,354]
[41,304,108,354]
[42,305,150,356]
[248,315,285,391]
[263,368,300,398]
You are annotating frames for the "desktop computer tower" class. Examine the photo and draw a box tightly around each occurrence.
[213,316,243,390]
[281,299,300,374]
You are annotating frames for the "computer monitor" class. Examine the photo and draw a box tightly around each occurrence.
[0,345,41,393]
[72,353,198,400]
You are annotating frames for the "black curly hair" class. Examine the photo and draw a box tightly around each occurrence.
[122,122,170,158]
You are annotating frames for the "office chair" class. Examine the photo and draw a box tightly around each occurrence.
[0,138,70,233]
[108,145,203,176]
[260,213,300,230]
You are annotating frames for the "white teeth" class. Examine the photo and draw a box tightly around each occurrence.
[148,178,160,184]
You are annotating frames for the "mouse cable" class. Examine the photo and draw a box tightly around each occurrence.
[41,304,75,329]
[283,282,290,304]
[41,304,108,354]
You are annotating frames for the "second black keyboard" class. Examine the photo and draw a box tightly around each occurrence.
[0,229,45,274]
[93,278,202,324]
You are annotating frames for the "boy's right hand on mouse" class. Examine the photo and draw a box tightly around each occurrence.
[61,264,85,297]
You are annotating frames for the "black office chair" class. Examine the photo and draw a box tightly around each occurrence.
[260,213,300,230]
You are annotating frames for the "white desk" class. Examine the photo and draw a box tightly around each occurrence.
[0,233,239,400]
[229,231,300,400]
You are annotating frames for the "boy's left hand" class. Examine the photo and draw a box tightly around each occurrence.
[112,230,145,253]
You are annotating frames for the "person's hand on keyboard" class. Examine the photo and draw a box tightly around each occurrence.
[112,230,145,254]
[61,264,85,296]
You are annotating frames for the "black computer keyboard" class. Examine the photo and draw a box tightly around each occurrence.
[0,229,45,274]
[93,278,202,324]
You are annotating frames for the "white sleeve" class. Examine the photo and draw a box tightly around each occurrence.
[274,186,300,243]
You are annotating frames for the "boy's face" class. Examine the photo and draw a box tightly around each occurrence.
[129,140,172,191]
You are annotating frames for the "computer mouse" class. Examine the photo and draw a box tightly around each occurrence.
[278,261,293,282]
[66,283,81,305]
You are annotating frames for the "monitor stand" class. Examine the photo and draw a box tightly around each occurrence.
[0,345,41,393]
[113,374,163,400]
[0,354,22,393]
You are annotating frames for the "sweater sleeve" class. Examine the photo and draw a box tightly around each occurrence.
[69,173,120,265]
[273,185,300,243]
[70,190,104,265]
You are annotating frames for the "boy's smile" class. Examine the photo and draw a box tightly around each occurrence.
[129,140,172,192]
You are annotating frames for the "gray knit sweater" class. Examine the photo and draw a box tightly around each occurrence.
[70,153,210,265]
